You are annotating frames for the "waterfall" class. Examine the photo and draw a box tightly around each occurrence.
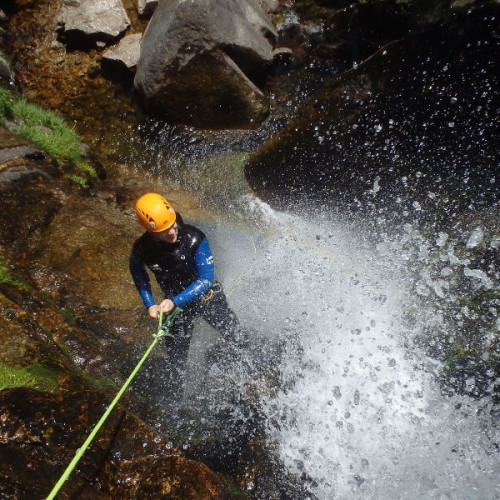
[208,199,500,499]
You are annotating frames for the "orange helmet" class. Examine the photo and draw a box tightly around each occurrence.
[135,193,176,232]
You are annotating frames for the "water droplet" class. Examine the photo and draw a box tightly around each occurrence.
[353,390,360,405]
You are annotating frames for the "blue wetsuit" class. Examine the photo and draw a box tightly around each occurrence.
[130,223,215,308]
[129,221,240,344]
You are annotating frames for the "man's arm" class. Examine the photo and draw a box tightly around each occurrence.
[171,237,215,307]
[129,253,155,308]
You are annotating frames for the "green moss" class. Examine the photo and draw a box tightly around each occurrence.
[64,173,90,188]
[0,260,31,290]
[0,363,59,392]
[87,374,118,393]
[56,307,77,326]
[74,363,118,394]
[74,159,98,178]
[0,86,97,185]
[0,87,14,119]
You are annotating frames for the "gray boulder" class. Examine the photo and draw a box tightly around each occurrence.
[57,0,131,47]
[102,33,142,71]
[134,0,277,129]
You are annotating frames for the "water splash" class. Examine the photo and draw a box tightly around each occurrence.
[208,198,500,499]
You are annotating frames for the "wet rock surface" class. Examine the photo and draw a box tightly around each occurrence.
[0,123,289,497]
[2,0,498,497]
[0,126,48,166]
[134,455,229,499]
[0,388,191,499]
[245,1,500,216]
[0,116,253,496]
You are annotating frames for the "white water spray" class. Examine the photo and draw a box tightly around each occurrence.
[211,197,500,500]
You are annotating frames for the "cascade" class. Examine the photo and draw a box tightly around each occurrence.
[159,201,499,499]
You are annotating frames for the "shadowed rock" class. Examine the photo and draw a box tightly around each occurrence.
[245,2,500,215]
[136,0,158,18]
[0,126,46,166]
[134,0,277,129]
[134,455,229,498]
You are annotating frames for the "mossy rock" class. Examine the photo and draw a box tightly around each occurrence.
[0,363,58,392]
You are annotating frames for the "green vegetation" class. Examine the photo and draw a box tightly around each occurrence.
[0,259,31,290]
[63,173,92,188]
[0,86,97,186]
[0,363,58,392]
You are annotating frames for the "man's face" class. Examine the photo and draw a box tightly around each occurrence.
[153,222,178,243]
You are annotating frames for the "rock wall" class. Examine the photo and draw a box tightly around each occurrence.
[0,126,240,498]
[245,0,500,216]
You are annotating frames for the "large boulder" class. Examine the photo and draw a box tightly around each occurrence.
[57,0,131,48]
[134,0,277,129]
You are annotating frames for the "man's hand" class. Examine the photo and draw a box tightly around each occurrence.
[148,299,175,319]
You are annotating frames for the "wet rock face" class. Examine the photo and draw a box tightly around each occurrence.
[0,388,202,499]
[134,455,229,498]
[29,194,141,311]
[0,132,62,258]
[134,0,277,129]
[245,1,500,216]
[0,126,49,171]
[0,133,242,497]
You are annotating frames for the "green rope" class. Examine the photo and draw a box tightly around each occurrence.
[45,307,182,500]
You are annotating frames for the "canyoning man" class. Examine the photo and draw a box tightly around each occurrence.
[129,192,243,386]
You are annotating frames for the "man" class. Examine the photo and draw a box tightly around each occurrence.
[129,193,242,390]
